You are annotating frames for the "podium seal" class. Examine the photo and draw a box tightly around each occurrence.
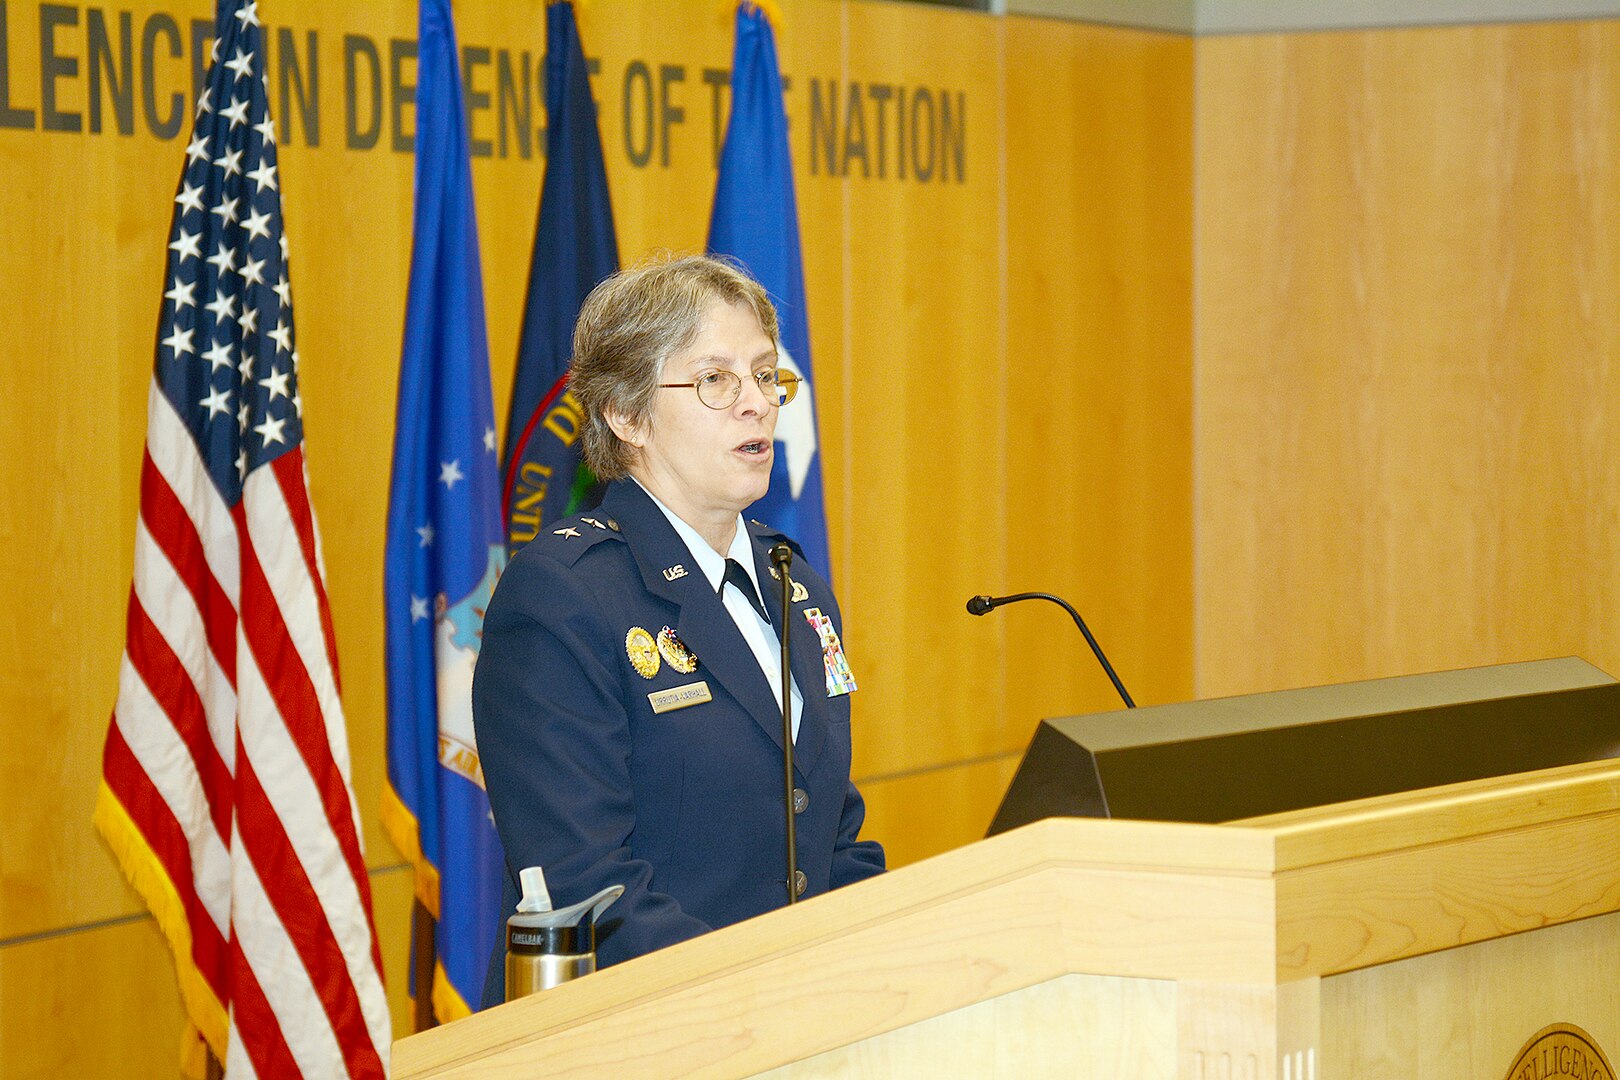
[1505,1023,1616,1080]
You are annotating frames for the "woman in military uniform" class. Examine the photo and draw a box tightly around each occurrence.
[474,254,885,1004]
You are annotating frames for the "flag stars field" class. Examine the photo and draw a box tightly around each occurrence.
[150,0,306,496]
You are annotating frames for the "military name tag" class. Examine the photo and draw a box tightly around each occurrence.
[648,681,713,714]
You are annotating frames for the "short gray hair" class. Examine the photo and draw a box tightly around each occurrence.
[570,253,780,481]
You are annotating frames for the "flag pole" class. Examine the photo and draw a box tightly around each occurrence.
[412,901,439,1031]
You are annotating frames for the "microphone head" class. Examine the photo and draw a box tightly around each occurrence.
[769,542,793,569]
[966,595,995,616]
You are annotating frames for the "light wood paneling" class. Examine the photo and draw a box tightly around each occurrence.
[0,0,189,940]
[757,973,1177,1079]
[1002,18,1196,733]
[839,4,1009,778]
[1276,804,1620,978]
[0,917,188,1079]
[1321,909,1620,1079]
[1194,21,1620,698]
[855,753,1021,868]
[393,817,1282,1079]
[371,865,420,1043]
[2,0,1151,1061]
[0,0,1057,936]
[20,0,1620,1068]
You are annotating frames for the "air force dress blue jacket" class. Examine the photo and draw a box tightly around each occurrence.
[473,480,885,1005]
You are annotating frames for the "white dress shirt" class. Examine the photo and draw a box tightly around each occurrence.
[636,481,803,742]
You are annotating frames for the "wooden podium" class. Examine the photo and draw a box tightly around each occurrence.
[394,755,1620,1078]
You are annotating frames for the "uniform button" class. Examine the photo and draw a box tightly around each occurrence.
[793,870,807,897]
[792,787,808,814]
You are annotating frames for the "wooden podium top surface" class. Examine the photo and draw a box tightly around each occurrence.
[395,756,1620,1079]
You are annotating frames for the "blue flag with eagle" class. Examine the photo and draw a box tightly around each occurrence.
[382,0,506,1021]
[708,1,831,577]
[502,0,619,554]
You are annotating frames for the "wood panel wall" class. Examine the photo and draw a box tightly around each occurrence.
[9,0,1615,1073]
[1194,21,1620,697]
[0,0,1191,1071]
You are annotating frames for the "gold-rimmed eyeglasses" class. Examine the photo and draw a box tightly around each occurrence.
[659,368,801,410]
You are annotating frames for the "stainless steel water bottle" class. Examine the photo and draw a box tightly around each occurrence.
[505,866,624,1002]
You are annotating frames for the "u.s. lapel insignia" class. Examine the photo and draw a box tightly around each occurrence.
[554,526,581,539]
[662,564,688,582]
[625,626,660,678]
[802,607,858,696]
[656,626,698,673]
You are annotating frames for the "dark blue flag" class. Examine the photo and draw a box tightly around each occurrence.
[382,0,506,1021]
[502,0,619,553]
[708,2,832,577]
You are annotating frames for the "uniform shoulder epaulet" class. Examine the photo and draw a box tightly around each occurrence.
[528,513,625,568]
[747,517,806,559]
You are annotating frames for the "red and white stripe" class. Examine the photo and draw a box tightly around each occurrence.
[103,386,390,1077]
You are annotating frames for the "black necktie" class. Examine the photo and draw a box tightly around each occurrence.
[720,558,769,621]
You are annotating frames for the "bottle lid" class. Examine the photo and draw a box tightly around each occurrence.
[515,866,552,914]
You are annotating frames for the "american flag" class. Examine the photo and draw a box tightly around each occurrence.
[94,1,391,1076]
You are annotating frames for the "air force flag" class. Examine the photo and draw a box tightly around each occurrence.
[708,2,832,577]
[382,0,506,1021]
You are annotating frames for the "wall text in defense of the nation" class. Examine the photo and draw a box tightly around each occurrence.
[0,2,967,183]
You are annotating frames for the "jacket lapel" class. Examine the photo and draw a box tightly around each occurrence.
[605,483,792,759]
[752,537,828,776]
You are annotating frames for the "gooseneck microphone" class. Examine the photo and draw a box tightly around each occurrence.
[967,592,1136,709]
[769,542,799,905]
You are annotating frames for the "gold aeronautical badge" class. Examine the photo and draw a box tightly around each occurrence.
[656,626,698,673]
[625,626,660,679]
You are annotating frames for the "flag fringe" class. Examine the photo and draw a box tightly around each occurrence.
[93,783,228,1077]
[381,781,443,917]
[432,959,476,1022]
[180,1024,213,1080]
